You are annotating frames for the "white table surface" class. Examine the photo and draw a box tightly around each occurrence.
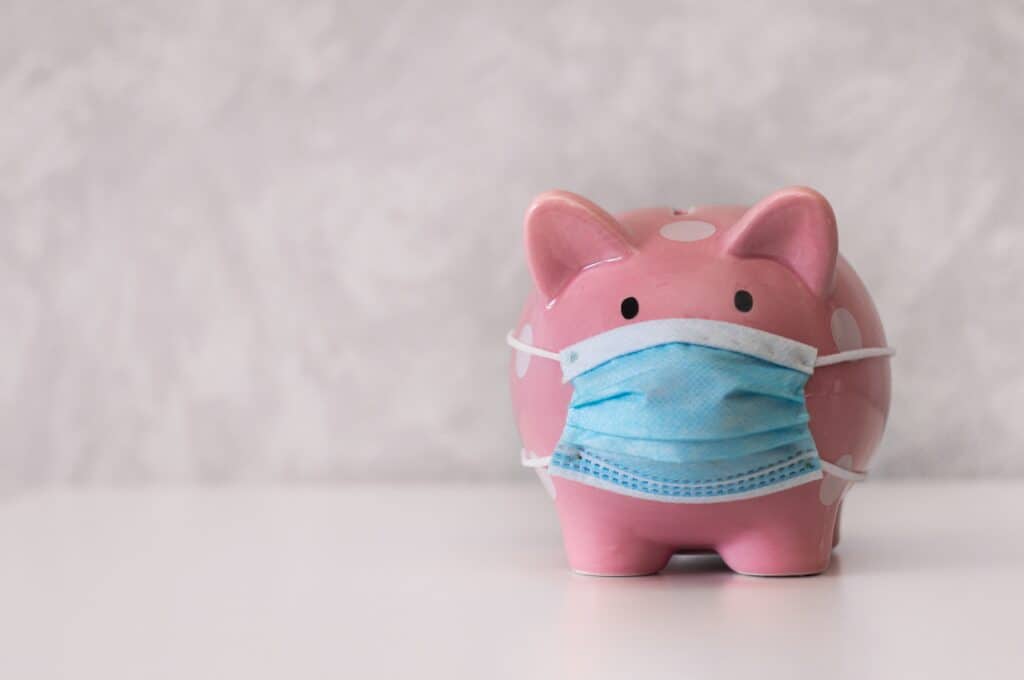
[1,481,1022,679]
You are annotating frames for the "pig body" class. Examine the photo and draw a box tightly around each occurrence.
[509,188,891,576]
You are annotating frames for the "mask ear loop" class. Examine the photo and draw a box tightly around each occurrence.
[508,330,558,471]
[506,330,560,360]
[815,346,895,367]
[819,459,867,481]
[813,346,893,482]
[520,449,552,468]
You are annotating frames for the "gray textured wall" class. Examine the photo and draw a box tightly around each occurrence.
[1,0,1022,490]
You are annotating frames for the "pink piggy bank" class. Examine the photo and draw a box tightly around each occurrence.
[508,187,892,576]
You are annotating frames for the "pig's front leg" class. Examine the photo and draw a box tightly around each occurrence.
[556,502,674,577]
[716,497,836,576]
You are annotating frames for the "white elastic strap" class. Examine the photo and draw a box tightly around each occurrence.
[819,459,868,481]
[520,449,552,468]
[815,347,895,367]
[506,330,559,360]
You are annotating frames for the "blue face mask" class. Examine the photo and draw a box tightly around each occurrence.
[508,318,893,503]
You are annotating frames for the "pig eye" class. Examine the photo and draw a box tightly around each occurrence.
[620,297,639,319]
[734,290,754,313]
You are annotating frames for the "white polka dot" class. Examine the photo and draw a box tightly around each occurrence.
[515,324,533,378]
[659,220,716,242]
[830,308,863,351]
[819,454,854,506]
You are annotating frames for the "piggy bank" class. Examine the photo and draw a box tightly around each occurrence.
[508,187,892,576]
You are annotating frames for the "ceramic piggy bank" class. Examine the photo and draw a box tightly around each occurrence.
[508,187,892,576]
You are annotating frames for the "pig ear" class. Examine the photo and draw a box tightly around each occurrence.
[725,186,839,297]
[524,190,633,300]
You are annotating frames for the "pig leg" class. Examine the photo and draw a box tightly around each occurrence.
[715,490,836,576]
[558,509,672,575]
[561,525,675,576]
[716,526,833,576]
[553,480,674,575]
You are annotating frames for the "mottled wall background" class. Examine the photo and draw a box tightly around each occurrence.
[1,0,1022,491]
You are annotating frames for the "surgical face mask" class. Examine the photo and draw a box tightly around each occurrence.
[508,318,893,503]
